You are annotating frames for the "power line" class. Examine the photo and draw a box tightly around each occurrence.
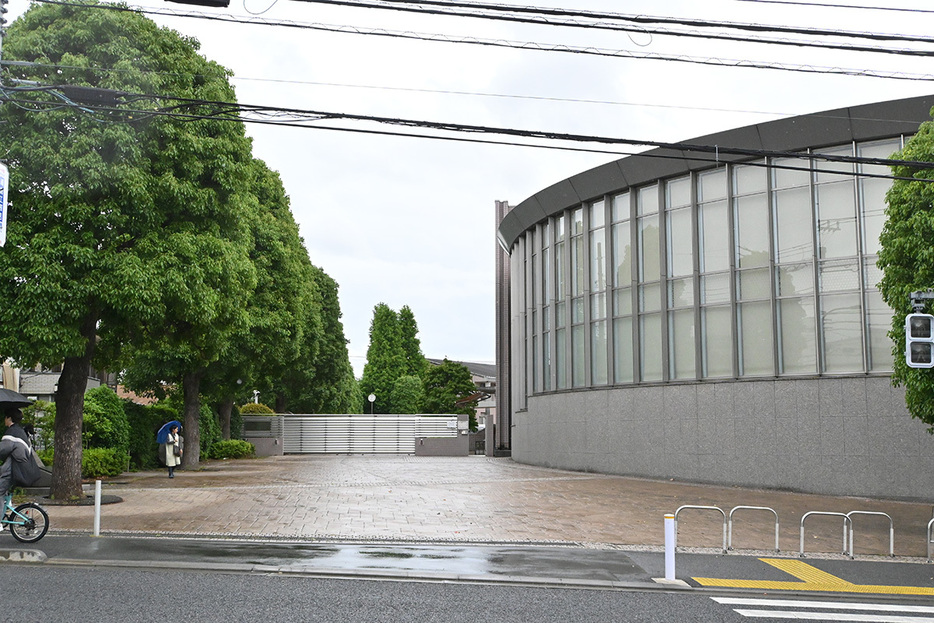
[8,59,932,129]
[8,58,931,128]
[290,0,934,45]
[1,86,930,180]
[30,0,934,82]
[733,0,934,14]
[288,0,934,56]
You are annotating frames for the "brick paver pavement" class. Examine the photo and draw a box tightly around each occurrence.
[41,455,934,557]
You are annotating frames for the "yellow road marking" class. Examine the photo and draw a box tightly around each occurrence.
[693,558,934,595]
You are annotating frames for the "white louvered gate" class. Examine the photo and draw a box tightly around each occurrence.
[244,414,458,454]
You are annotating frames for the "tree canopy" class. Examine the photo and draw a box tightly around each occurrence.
[0,2,354,488]
[421,358,479,429]
[0,1,259,496]
[359,303,404,414]
[878,115,934,429]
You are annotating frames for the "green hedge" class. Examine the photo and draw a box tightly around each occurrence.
[240,402,274,414]
[208,440,255,459]
[40,448,128,479]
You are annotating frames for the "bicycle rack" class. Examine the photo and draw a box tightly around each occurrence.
[846,511,894,559]
[799,511,851,557]
[674,505,727,553]
[927,518,934,563]
[728,505,780,552]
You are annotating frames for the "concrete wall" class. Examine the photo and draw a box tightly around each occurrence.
[512,377,934,500]
[414,434,468,457]
[249,437,284,457]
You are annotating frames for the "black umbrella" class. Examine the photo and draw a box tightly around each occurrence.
[0,388,33,409]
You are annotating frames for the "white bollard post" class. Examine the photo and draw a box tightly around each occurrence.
[664,513,676,581]
[93,480,101,536]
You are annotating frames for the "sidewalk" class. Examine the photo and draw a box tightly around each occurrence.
[34,455,934,558]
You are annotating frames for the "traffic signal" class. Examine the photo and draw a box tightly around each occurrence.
[906,313,934,368]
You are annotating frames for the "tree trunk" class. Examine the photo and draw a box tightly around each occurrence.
[218,398,233,440]
[50,313,98,501]
[275,393,286,414]
[181,370,204,468]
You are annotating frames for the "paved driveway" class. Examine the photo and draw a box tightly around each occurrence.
[41,455,934,557]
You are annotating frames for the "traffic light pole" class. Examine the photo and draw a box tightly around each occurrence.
[911,290,934,313]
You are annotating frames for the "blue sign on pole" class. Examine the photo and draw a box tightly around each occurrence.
[0,162,7,247]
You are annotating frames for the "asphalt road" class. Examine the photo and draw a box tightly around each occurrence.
[6,563,934,623]
[7,534,934,595]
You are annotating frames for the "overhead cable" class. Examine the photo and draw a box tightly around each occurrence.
[1,89,930,182]
[5,58,927,127]
[292,0,934,45]
[733,0,934,14]
[29,0,934,82]
[1,85,929,171]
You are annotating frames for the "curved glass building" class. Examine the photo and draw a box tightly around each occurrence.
[495,95,934,499]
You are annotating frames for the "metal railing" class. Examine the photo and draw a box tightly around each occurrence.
[674,505,900,557]
[728,506,779,552]
[799,511,851,557]
[674,505,727,553]
[846,511,894,558]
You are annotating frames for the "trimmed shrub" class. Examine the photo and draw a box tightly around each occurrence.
[240,402,274,415]
[199,402,221,457]
[209,440,255,459]
[229,404,244,441]
[41,448,128,478]
[83,386,131,455]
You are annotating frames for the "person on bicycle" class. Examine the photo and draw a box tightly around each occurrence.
[0,409,40,500]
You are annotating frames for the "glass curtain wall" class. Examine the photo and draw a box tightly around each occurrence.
[591,200,608,385]
[734,162,774,375]
[666,177,695,379]
[814,146,863,373]
[515,137,899,398]
[859,138,901,372]
[773,157,817,374]
[571,208,586,387]
[555,215,567,389]
[698,169,733,377]
[638,186,663,382]
[612,192,634,383]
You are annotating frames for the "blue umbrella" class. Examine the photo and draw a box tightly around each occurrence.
[156,420,182,444]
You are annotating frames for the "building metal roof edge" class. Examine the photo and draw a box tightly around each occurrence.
[497,94,934,251]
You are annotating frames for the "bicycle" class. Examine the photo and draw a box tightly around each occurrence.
[1,494,49,543]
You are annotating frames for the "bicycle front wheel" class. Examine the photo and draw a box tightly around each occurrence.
[9,503,49,543]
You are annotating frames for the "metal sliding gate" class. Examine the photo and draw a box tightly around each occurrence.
[265,414,458,454]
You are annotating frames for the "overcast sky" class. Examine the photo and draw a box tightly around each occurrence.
[8,0,934,377]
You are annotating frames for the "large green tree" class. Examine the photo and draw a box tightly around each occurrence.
[421,358,479,429]
[878,116,934,429]
[0,2,256,496]
[398,305,428,378]
[287,268,356,414]
[205,160,320,430]
[359,303,403,413]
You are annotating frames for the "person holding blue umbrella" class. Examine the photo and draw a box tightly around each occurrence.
[156,421,183,478]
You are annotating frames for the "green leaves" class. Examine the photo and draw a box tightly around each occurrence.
[878,113,934,430]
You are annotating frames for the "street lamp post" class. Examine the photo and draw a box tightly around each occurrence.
[367,393,375,415]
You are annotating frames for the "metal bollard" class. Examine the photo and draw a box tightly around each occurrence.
[664,513,676,580]
[93,480,101,537]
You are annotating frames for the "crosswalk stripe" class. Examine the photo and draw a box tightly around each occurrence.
[733,609,934,622]
[713,598,934,614]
